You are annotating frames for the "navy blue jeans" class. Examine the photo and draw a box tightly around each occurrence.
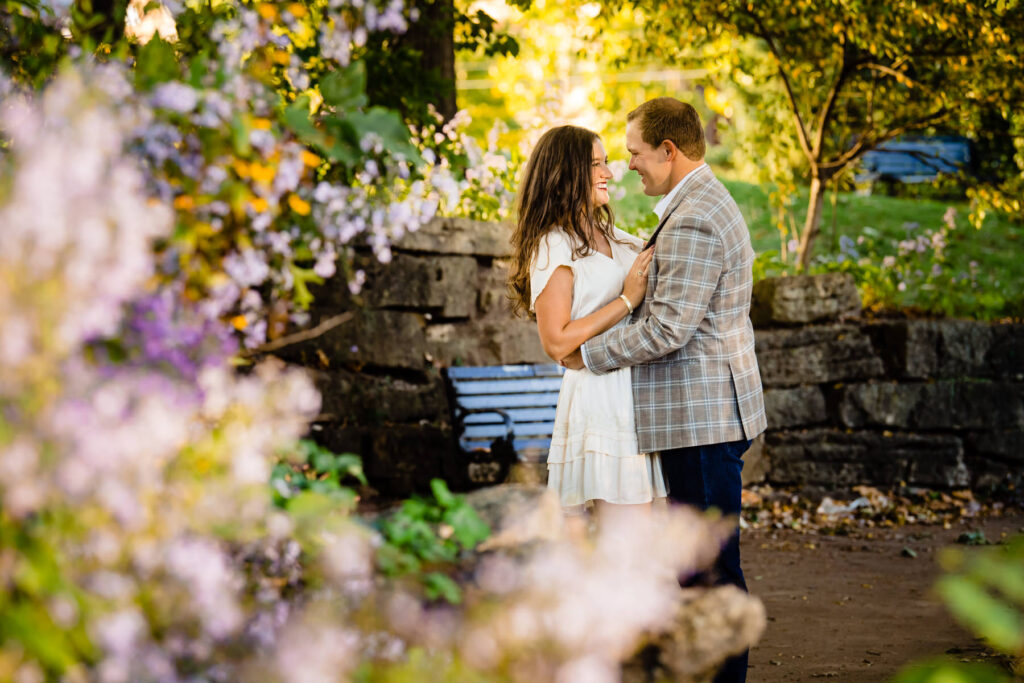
[661,438,751,683]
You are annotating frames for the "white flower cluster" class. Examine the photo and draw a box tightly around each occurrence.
[255,502,763,682]
[411,110,520,223]
[123,1,451,346]
[0,67,323,680]
[0,67,170,378]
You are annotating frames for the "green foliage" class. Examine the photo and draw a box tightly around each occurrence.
[134,35,180,89]
[0,515,97,674]
[709,176,1024,320]
[373,478,490,604]
[271,439,367,513]
[893,658,1010,683]
[613,0,1024,266]
[1,0,132,87]
[938,538,1024,658]
[813,209,1019,320]
[360,0,522,128]
[895,536,1024,681]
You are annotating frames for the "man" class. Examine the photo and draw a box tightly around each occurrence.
[561,97,766,682]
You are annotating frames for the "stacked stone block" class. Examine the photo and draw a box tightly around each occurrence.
[752,274,1024,493]
[278,218,548,497]
[283,219,1024,497]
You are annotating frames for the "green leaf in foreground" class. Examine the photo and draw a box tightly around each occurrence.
[892,657,1009,683]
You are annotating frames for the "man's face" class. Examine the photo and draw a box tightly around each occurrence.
[626,119,672,197]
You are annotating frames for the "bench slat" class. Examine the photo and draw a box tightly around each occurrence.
[460,437,552,454]
[464,422,556,440]
[447,364,564,380]
[451,377,564,395]
[447,364,564,466]
[462,407,557,425]
[457,392,560,410]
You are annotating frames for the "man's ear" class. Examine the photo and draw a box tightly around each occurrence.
[662,140,679,160]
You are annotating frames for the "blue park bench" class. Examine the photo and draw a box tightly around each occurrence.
[858,136,972,185]
[444,363,565,486]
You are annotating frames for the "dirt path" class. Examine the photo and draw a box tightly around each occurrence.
[743,514,1023,681]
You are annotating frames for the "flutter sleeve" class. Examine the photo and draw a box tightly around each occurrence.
[529,230,574,312]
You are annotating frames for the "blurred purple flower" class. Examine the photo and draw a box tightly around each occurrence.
[121,288,238,381]
[152,82,199,113]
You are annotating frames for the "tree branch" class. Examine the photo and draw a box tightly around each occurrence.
[241,311,354,358]
[823,106,950,170]
[743,6,814,162]
[860,62,928,90]
[812,29,851,159]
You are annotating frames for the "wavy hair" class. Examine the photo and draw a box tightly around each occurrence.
[508,125,620,317]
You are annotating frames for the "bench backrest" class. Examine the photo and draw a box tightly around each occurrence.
[446,363,565,462]
[860,137,971,182]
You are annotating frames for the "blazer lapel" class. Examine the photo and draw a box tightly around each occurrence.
[643,164,713,249]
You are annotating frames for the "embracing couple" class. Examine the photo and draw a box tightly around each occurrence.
[508,97,767,682]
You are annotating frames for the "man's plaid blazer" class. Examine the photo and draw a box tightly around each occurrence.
[581,164,767,453]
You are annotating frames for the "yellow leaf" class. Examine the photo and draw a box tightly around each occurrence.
[233,160,251,179]
[251,118,273,131]
[288,194,311,216]
[301,150,321,167]
[250,163,276,185]
[173,195,195,210]
[257,3,277,21]
[272,49,291,65]
[250,196,270,213]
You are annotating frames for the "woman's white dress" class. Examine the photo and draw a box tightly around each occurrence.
[530,227,668,509]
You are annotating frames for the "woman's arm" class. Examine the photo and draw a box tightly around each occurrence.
[533,249,653,362]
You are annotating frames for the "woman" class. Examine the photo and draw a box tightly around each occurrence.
[508,125,667,520]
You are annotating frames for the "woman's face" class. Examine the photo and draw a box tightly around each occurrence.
[591,139,613,208]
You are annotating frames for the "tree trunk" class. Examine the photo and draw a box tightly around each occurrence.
[364,0,457,125]
[404,0,457,120]
[797,175,827,271]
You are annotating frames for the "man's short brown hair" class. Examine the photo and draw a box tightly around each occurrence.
[627,97,706,161]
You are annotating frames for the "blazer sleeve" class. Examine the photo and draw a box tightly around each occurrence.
[581,215,723,374]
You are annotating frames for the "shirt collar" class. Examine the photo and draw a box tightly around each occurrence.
[653,162,707,220]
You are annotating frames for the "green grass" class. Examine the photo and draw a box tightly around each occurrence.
[609,169,1024,319]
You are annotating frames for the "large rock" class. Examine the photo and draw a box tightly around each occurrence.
[838,381,1024,431]
[282,310,428,370]
[763,386,827,429]
[420,256,549,366]
[361,253,478,318]
[964,430,1024,464]
[765,429,968,489]
[312,422,454,498]
[868,320,993,379]
[623,586,766,683]
[464,484,565,551]
[963,457,1024,491]
[741,435,769,486]
[311,368,447,425]
[755,325,885,387]
[393,217,513,257]
[751,273,861,326]
[988,323,1024,379]
[425,318,549,367]
[866,320,1024,380]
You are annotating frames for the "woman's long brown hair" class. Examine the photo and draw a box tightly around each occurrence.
[508,125,621,317]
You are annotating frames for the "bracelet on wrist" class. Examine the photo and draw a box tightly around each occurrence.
[619,293,634,315]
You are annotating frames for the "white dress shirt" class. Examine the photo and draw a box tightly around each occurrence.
[653,162,708,220]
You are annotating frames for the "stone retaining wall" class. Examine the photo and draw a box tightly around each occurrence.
[282,219,1024,497]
